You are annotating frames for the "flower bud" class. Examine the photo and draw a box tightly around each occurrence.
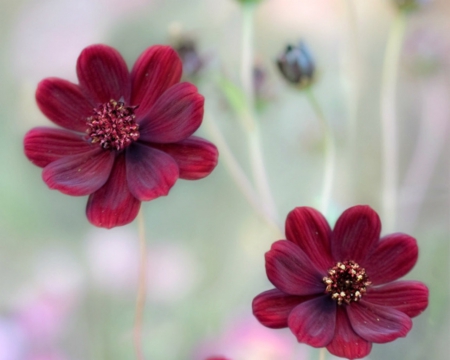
[174,37,204,78]
[276,41,315,89]
[392,0,432,12]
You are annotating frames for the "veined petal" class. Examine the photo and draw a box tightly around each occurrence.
[86,154,141,228]
[287,295,336,347]
[130,45,182,117]
[265,240,325,296]
[36,78,94,132]
[364,281,429,318]
[285,207,333,272]
[326,307,372,359]
[364,233,418,285]
[150,136,218,180]
[347,300,412,343]
[24,127,92,168]
[252,288,314,329]
[138,83,204,143]
[42,148,114,196]
[125,143,179,201]
[76,44,131,104]
[331,205,381,264]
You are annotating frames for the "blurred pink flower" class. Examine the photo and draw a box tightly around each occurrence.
[86,228,200,301]
[195,315,304,360]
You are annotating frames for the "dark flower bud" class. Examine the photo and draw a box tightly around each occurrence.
[276,41,315,89]
[392,0,432,12]
[174,37,204,78]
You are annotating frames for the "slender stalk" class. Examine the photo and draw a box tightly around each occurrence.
[380,11,407,232]
[305,88,336,218]
[319,348,327,360]
[341,0,361,202]
[134,209,148,360]
[240,2,278,224]
[203,112,282,233]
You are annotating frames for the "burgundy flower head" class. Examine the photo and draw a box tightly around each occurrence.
[252,205,428,359]
[24,44,218,228]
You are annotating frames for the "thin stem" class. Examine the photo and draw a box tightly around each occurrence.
[380,11,407,232]
[305,88,336,218]
[134,209,147,360]
[240,2,279,224]
[203,112,282,234]
[341,0,361,202]
[319,348,327,360]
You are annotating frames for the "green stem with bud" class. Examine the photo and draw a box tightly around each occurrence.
[305,88,336,218]
[240,1,279,226]
[380,10,408,233]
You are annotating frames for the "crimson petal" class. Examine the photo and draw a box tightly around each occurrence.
[24,127,92,168]
[86,154,141,228]
[126,143,179,201]
[42,149,114,196]
[331,205,381,264]
[265,240,325,296]
[326,307,372,359]
[347,300,412,343]
[76,44,131,104]
[252,288,314,329]
[285,207,333,272]
[363,233,418,285]
[150,136,218,180]
[130,45,182,117]
[138,83,204,144]
[364,281,429,318]
[36,78,94,133]
[287,295,336,347]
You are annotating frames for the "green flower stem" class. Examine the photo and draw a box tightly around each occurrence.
[305,88,336,218]
[134,209,148,360]
[240,2,279,225]
[319,348,327,360]
[203,112,281,234]
[341,0,361,202]
[380,11,408,233]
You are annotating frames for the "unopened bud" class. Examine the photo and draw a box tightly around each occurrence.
[276,41,315,89]
[392,0,432,12]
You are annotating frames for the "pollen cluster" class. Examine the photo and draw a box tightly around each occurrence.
[86,99,139,151]
[323,260,371,305]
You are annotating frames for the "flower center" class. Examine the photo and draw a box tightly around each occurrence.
[86,99,139,151]
[323,260,371,305]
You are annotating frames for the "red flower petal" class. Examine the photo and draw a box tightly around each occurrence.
[326,307,372,359]
[130,45,182,117]
[363,233,418,285]
[150,136,218,180]
[347,300,412,343]
[331,205,381,264]
[252,288,314,329]
[265,240,325,296]
[36,78,94,133]
[287,296,336,347]
[138,83,204,144]
[76,44,131,104]
[86,154,141,228]
[364,281,429,318]
[42,149,115,196]
[125,143,179,201]
[285,207,333,273]
[24,127,92,168]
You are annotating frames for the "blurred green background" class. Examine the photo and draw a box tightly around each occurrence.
[0,0,449,359]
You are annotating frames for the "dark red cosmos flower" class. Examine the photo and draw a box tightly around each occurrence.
[252,205,428,359]
[24,44,218,228]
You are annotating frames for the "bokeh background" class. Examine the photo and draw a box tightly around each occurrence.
[0,0,449,359]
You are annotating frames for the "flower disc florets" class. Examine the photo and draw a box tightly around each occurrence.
[86,99,139,151]
[323,260,371,305]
